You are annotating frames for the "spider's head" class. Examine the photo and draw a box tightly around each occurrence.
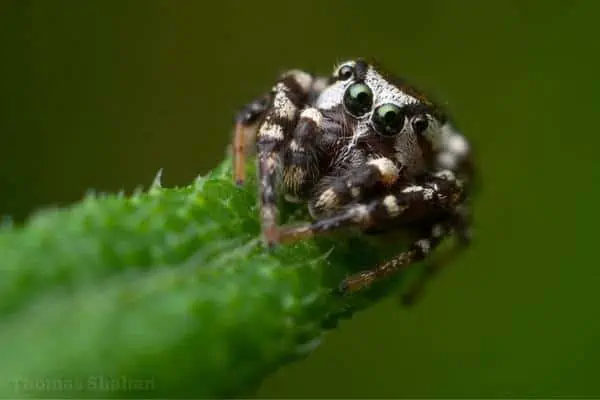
[317,59,448,173]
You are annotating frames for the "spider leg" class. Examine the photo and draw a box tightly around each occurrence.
[281,170,464,243]
[232,70,327,185]
[309,156,402,216]
[281,171,469,293]
[233,94,271,185]
[339,221,453,295]
[256,70,320,245]
[400,202,472,305]
[281,107,326,201]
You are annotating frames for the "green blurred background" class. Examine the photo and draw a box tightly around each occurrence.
[1,0,598,397]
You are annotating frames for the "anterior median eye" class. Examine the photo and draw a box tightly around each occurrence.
[372,103,405,136]
[343,83,373,117]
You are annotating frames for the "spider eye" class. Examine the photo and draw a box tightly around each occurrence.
[372,104,405,136]
[343,83,373,117]
[412,117,429,134]
[338,65,353,80]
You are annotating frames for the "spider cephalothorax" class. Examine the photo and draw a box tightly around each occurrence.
[232,59,473,295]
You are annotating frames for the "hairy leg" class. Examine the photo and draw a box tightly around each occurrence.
[281,170,464,243]
[309,156,402,217]
[233,95,271,185]
[339,221,453,294]
[400,202,471,304]
[232,70,328,185]
[254,71,329,245]
[281,107,327,202]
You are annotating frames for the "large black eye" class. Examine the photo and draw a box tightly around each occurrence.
[372,104,405,136]
[338,65,353,80]
[343,83,373,117]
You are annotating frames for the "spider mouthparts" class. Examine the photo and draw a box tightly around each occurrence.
[235,178,245,187]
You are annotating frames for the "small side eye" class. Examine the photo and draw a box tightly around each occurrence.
[372,104,405,136]
[412,117,429,134]
[343,83,373,117]
[337,65,353,80]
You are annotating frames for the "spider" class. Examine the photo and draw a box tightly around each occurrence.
[232,59,474,295]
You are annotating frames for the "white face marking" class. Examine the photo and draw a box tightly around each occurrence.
[300,107,323,126]
[316,61,429,175]
[311,77,329,94]
[316,63,420,113]
[315,63,353,110]
[259,122,284,140]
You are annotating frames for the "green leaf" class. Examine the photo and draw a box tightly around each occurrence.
[0,159,399,398]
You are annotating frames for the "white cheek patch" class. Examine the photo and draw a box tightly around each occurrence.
[315,81,346,110]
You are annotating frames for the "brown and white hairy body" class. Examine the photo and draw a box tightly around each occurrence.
[232,59,474,295]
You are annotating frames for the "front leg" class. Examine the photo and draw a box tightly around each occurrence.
[232,70,327,185]
[339,221,452,294]
[281,170,464,243]
[309,156,402,217]
[253,71,329,245]
[279,170,467,294]
[233,94,271,185]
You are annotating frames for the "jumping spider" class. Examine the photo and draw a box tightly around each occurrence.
[233,59,474,295]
